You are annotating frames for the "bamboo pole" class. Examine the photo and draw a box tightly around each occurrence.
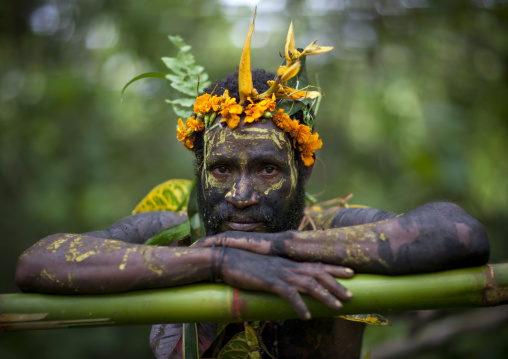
[1,264,507,333]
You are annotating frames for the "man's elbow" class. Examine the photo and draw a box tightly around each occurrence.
[466,215,490,265]
[437,201,490,265]
[14,237,57,292]
[15,251,38,292]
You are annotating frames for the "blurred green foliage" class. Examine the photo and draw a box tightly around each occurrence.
[1,0,507,358]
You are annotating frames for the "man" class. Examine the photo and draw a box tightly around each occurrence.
[15,17,489,358]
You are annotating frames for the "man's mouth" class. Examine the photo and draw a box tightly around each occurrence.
[220,219,266,232]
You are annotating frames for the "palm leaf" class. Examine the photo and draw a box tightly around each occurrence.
[132,179,193,214]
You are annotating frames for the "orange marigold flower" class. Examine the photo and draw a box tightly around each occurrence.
[220,90,243,130]
[309,133,323,151]
[298,132,322,165]
[272,109,321,166]
[193,94,224,114]
[299,132,322,153]
[244,95,276,123]
[301,153,314,166]
[176,118,195,150]
[193,93,211,114]
[283,118,300,138]
[222,114,241,130]
[292,123,312,146]
[176,118,187,140]
[210,95,223,112]
[185,116,204,132]
[183,137,195,150]
[272,109,290,128]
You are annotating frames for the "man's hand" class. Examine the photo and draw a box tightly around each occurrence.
[194,230,282,255]
[218,247,353,320]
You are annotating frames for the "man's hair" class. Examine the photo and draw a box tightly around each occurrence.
[192,69,310,180]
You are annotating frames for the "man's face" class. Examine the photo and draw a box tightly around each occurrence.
[196,117,307,236]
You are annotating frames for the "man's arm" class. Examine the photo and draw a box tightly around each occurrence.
[15,211,354,320]
[15,211,194,293]
[196,202,490,275]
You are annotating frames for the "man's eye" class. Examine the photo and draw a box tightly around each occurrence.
[213,165,229,174]
[261,166,278,175]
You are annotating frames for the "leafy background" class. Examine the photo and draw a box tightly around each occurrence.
[1,0,507,357]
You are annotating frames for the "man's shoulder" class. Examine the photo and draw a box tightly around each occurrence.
[306,207,397,229]
[86,211,188,244]
[305,208,342,230]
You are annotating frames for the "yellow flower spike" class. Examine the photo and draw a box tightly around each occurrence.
[257,79,281,99]
[300,39,334,57]
[277,65,287,77]
[279,61,301,83]
[280,86,322,100]
[238,8,257,106]
[302,90,321,99]
[285,21,296,64]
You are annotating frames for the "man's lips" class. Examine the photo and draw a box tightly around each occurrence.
[222,220,265,232]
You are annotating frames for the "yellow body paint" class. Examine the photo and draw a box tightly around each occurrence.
[119,248,138,271]
[65,236,98,263]
[40,268,60,284]
[204,125,298,196]
[263,177,286,195]
[46,234,74,252]
[141,248,163,275]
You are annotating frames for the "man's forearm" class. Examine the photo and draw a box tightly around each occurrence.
[278,202,490,274]
[15,233,212,293]
[203,202,490,275]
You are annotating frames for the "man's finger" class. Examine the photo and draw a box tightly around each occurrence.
[193,234,271,254]
[324,265,355,278]
[292,264,353,302]
[286,275,344,311]
[272,283,311,320]
[314,272,353,302]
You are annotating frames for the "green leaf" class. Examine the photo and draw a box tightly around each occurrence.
[164,102,194,118]
[217,323,261,359]
[187,181,205,243]
[122,35,210,121]
[165,73,184,84]
[176,51,195,66]
[277,99,303,117]
[339,314,391,326]
[305,192,318,205]
[183,323,199,359]
[143,220,190,246]
[161,57,182,74]
[168,35,189,50]
[165,98,196,107]
[120,72,168,102]
[171,81,200,97]
[195,65,206,75]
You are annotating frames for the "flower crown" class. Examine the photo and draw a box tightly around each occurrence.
[176,11,333,166]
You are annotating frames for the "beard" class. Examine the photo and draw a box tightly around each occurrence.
[196,174,307,236]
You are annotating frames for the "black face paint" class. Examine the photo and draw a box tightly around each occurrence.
[196,172,306,236]
[195,120,307,236]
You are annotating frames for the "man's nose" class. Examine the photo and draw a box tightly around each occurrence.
[225,175,260,209]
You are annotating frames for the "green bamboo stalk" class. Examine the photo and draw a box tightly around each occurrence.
[1,264,507,333]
